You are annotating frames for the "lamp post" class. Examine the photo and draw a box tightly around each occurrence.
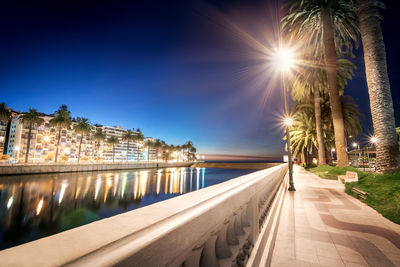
[271,46,296,191]
[284,116,295,191]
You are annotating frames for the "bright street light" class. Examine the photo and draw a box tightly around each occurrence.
[284,117,294,127]
[44,136,50,142]
[271,47,295,72]
[370,136,378,144]
[352,142,358,148]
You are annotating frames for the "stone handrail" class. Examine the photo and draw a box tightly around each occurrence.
[0,162,193,175]
[0,164,288,267]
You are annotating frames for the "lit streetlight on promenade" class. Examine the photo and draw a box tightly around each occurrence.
[271,46,297,191]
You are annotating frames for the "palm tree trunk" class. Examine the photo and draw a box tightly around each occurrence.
[78,134,83,163]
[357,0,399,172]
[313,87,326,165]
[25,123,32,163]
[55,128,62,163]
[321,8,349,167]
[126,140,129,162]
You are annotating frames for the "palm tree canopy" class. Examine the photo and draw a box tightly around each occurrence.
[0,102,11,123]
[133,131,144,143]
[282,0,359,57]
[50,105,72,129]
[20,108,45,126]
[93,128,105,141]
[73,117,91,135]
[288,95,362,156]
[145,139,155,148]
[107,136,119,146]
[291,58,356,102]
[122,130,135,141]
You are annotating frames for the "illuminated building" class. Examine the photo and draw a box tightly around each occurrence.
[6,114,95,163]
[4,115,157,163]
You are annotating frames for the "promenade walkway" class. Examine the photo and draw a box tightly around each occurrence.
[271,165,400,266]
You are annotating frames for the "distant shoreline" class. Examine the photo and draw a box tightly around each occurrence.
[191,162,283,170]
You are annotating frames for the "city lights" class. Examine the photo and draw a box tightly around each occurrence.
[370,136,378,144]
[36,199,44,215]
[7,197,13,209]
[352,142,358,148]
[43,136,50,142]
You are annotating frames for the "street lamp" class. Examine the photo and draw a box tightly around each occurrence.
[370,136,378,144]
[272,46,296,191]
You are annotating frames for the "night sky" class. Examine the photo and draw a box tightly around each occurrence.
[1,0,399,160]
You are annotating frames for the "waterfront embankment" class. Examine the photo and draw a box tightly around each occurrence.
[0,162,193,176]
[190,161,282,169]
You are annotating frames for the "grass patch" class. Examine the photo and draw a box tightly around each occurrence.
[305,164,366,180]
[306,164,400,224]
[345,171,400,224]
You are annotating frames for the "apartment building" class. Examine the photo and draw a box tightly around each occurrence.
[0,122,7,155]
[99,126,145,162]
[5,114,157,163]
[7,114,95,163]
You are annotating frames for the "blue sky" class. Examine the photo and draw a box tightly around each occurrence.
[1,0,399,159]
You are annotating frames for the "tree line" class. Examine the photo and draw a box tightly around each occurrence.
[0,103,197,163]
[281,0,399,172]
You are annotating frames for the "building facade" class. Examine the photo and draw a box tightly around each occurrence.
[7,114,95,163]
[5,115,155,163]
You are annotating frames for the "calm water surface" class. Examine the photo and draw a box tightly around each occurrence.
[0,167,255,250]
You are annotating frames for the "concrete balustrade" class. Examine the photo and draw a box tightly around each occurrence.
[0,164,288,267]
[0,162,193,175]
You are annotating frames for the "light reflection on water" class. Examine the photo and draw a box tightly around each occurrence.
[0,167,255,250]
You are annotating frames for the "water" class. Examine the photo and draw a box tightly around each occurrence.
[0,167,255,250]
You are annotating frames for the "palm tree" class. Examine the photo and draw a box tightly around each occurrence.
[189,146,197,161]
[0,103,12,155]
[20,109,44,163]
[356,0,399,172]
[183,141,194,162]
[133,131,144,161]
[122,130,135,162]
[0,102,11,124]
[291,57,356,165]
[92,128,105,161]
[289,95,362,165]
[282,0,359,166]
[50,105,72,163]
[107,136,119,162]
[291,66,327,165]
[144,139,156,161]
[73,117,91,163]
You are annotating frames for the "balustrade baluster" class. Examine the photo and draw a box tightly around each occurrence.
[234,210,245,236]
[199,231,220,267]
[226,215,239,245]
[183,245,203,267]
[216,219,232,259]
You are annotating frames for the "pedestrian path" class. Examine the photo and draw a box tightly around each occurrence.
[271,165,400,266]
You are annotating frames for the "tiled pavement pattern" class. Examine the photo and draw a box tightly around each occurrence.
[271,165,400,267]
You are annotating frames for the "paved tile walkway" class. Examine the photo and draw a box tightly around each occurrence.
[271,165,400,267]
